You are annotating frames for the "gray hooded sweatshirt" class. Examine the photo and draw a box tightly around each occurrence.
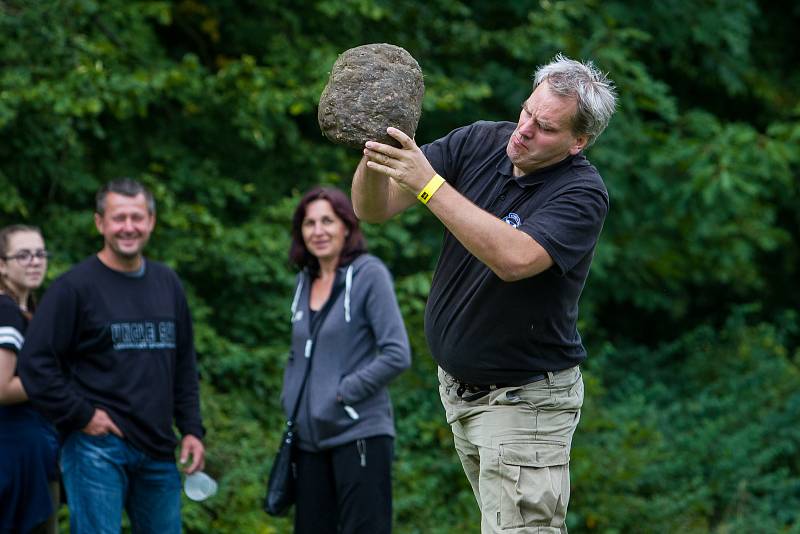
[281,254,411,452]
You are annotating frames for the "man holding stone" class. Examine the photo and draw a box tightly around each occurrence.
[351,54,617,533]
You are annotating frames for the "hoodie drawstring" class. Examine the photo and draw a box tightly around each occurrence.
[344,264,353,323]
[290,276,304,320]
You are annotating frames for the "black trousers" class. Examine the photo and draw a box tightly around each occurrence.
[294,435,393,534]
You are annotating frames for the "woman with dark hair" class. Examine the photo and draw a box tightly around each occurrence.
[281,186,411,533]
[0,225,59,534]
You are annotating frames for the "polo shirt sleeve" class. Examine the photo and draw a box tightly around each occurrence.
[519,182,609,276]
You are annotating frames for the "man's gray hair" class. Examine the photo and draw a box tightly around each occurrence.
[533,53,617,147]
[95,178,156,216]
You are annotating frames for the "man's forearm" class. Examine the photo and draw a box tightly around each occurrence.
[360,128,553,281]
[352,157,415,222]
[424,183,553,282]
[18,349,95,429]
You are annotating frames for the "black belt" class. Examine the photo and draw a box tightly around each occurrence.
[454,372,548,402]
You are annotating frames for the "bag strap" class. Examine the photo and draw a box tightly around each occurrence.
[286,271,346,425]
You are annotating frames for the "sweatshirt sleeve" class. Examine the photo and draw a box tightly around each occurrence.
[519,182,609,276]
[338,260,411,404]
[18,279,96,431]
[172,278,205,439]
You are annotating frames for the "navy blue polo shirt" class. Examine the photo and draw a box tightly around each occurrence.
[421,120,609,384]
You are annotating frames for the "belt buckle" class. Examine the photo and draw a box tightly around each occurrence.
[455,380,491,402]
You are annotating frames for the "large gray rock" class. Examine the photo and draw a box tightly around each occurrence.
[318,43,424,149]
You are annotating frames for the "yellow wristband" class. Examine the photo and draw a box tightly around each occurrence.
[417,174,446,205]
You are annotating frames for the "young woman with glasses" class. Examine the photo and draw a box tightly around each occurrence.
[0,224,60,533]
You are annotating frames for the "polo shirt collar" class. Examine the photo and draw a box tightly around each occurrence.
[497,153,580,187]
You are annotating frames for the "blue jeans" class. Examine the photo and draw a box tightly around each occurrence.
[60,432,181,534]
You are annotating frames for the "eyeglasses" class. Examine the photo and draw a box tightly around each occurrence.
[3,249,49,264]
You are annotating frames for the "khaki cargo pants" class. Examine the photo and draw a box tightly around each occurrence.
[438,366,584,533]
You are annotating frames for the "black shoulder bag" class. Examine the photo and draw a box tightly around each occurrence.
[264,275,344,516]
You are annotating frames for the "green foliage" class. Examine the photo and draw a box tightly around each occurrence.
[1,0,798,532]
[576,309,800,532]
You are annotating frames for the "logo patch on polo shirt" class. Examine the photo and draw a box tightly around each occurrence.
[502,212,522,228]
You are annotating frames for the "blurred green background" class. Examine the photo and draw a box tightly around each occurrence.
[2,0,799,532]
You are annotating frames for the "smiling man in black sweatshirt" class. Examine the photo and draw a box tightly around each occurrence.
[19,178,205,534]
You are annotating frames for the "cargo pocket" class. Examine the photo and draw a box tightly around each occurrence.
[498,440,569,530]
